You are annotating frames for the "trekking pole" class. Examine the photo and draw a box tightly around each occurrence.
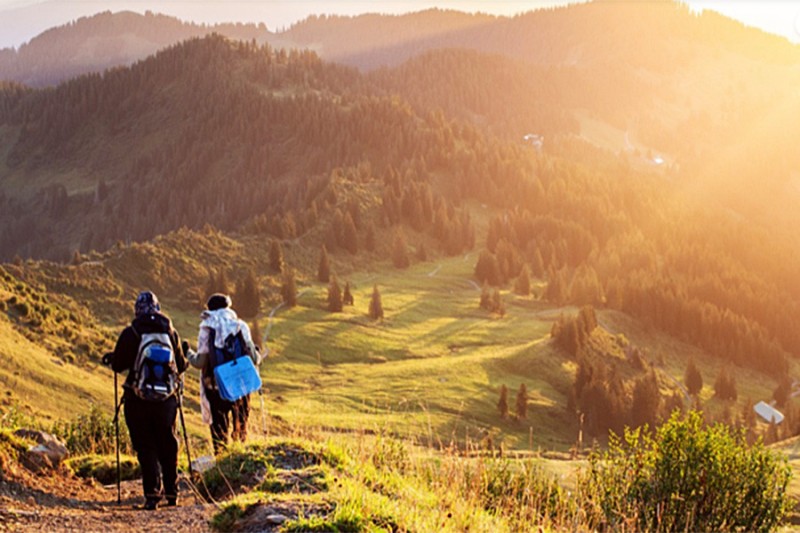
[259,389,267,437]
[113,371,122,505]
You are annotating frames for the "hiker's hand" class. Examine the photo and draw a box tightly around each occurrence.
[101,352,114,367]
[181,340,190,354]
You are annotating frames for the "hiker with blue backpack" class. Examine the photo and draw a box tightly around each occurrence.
[102,291,188,511]
[187,293,262,454]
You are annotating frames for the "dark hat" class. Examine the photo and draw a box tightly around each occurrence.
[135,291,160,317]
[206,293,232,311]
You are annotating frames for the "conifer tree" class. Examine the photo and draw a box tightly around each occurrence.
[251,319,263,351]
[235,269,260,318]
[773,377,792,408]
[480,282,491,310]
[327,275,343,312]
[281,268,297,307]
[342,212,358,254]
[685,358,703,396]
[515,383,528,420]
[369,285,384,320]
[714,367,738,401]
[392,230,410,269]
[631,371,661,429]
[343,281,354,306]
[514,264,531,296]
[498,384,509,419]
[317,245,330,283]
[416,243,428,261]
[269,239,284,274]
[365,226,376,252]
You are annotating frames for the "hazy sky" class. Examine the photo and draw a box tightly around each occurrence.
[0,1,798,49]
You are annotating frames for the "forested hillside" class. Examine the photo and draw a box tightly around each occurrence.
[0,10,275,87]
[0,1,799,456]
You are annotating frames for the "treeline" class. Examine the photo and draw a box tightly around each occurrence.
[470,144,797,374]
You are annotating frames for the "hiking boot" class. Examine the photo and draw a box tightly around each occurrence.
[166,498,177,507]
[144,499,159,511]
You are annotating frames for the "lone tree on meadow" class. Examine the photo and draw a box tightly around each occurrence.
[515,383,528,420]
[369,285,384,320]
[269,239,284,274]
[317,245,331,282]
[713,367,738,401]
[343,281,354,306]
[685,358,703,396]
[498,384,509,419]
[281,268,297,307]
[235,269,260,318]
[327,275,343,312]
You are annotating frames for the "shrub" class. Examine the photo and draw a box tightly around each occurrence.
[50,404,132,455]
[65,454,140,484]
[580,410,791,532]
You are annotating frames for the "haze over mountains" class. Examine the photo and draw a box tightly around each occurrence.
[2,0,800,450]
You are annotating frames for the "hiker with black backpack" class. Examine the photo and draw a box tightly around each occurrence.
[102,291,188,511]
[186,293,262,454]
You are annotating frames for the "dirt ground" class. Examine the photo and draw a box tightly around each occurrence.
[0,467,215,532]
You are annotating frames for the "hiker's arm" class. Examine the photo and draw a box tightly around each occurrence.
[110,327,137,373]
[171,330,188,373]
[188,327,210,369]
[240,322,262,366]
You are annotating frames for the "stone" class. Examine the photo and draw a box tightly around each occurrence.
[266,514,288,525]
[14,429,69,472]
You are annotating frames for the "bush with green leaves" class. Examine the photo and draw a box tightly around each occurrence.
[50,403,131,455]
[580,410,791,532]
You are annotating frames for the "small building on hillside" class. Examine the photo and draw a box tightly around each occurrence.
[754,401,784,424]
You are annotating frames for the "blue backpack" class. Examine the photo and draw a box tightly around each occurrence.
[205,329,261,402]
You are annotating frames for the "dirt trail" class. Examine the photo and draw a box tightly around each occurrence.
[0,470,215,532]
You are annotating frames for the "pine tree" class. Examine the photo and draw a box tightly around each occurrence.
[480,282,491,310]
[392,230,410,269]
[498,384,509,419]
[365,226,376,252]
[317,245,330,282]
[281,268,297,307]
[515,383,528,420]
[327,275,343,312]
[631,371,661,429]
[216,269,231,296]
[416,243,427,262]
[269,239,284,274]
[369,285,384,320]
[514,264,531,296]
[342,212,358,254]
[343,281,354,306]
[685,358,703,396]
[773,377,792,408]
[251,319,263,351]
[235,269,260,318]
[714,367,738,401]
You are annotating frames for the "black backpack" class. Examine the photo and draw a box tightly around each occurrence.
[131,327,178,401]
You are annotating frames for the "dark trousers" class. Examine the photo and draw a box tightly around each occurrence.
[207,389,250,454]
[124,393,179,502]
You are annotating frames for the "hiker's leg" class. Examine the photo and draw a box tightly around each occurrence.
[155,397,180,502]
[124,397,162,503]
[232,395,250,442]
[207,389,230,454]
